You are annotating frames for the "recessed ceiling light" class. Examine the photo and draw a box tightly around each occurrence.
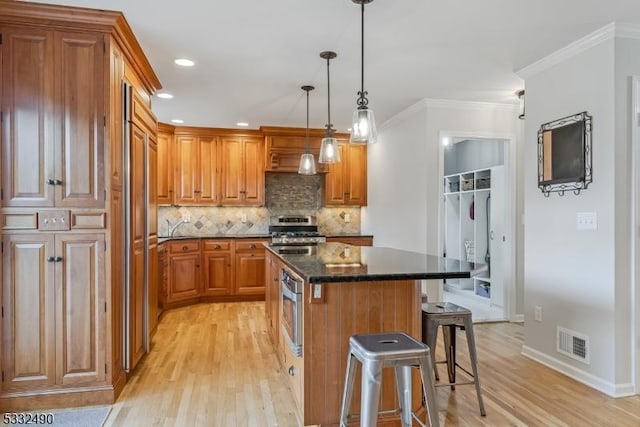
[171,119,184,124]
[174,58,195,67]
[236,122,249,127]
[157,93,173,99]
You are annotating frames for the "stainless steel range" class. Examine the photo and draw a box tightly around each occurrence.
[269,215,326,246]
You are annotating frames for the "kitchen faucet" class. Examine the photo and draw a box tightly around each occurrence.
[166,218,190,237]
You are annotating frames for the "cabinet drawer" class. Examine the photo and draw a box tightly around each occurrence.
[203,240,231,252]
[235,240,267,252]
[168,240,200,253]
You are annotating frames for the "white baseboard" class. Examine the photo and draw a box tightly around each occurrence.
[511,314,524,323]
[521,346,636,397]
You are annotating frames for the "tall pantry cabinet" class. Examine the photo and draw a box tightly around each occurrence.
[0,1,161,411]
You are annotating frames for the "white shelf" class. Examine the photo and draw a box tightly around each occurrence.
[475,276,491,283]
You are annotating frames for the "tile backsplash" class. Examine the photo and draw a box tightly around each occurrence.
[158,206,361,236]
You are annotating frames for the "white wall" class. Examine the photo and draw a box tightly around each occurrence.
[363,100,523,314]
[521,34,639,396]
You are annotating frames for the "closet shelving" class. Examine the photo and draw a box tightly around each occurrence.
[443,166,504,307]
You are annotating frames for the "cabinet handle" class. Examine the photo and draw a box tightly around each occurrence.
[54,256,62,262]
[47,256,56,262]
[249,244,256,249]
[288,366,295,376]
[194,190,201,193]
[182,246,189,251]
[213,244,220,249]
[47,179,55,185]
[54,179,62,185]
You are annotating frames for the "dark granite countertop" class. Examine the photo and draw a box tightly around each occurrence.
[266,242,484,283]
[158,234,270,244]
[325,234,374,238]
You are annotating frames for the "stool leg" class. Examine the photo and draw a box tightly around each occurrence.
[418,353,440,427]
[394,365,412,427]
[361,360,383,427]
[442,325,456,390]
[463,317,486,416]
[340,353,358,426]
[425,319,440,381]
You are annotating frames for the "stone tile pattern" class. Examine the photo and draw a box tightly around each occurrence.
[265,173,322,210]
[158,205,361,237]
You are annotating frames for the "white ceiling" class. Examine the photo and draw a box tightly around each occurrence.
[24,0,640,131]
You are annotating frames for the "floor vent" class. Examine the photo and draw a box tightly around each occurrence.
[557,327,590,364]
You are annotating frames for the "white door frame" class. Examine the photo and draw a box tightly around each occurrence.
[632,75,640,393]
[437,130,519,321]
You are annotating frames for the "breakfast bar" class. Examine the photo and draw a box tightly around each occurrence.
[264,242,482,426]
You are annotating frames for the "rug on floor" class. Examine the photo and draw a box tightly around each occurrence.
[3,407,111,427]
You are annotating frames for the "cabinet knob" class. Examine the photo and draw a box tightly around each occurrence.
[47,179,55,185]
[182,246,189,251]
[54,179,62,185]
[249,244,256,249]
[47,256,56,262]
[54,256,63,262]
[288,366,295,376]
[214,244,220,249]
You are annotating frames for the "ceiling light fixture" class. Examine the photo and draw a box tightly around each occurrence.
[236,122,249,127]
[318,51,341,164]
[517,90,525,120]
[157,93,174,99]
[350,0,377,144]
[298,85,317,175]
[174,58,195,67]
[171,119,184,124]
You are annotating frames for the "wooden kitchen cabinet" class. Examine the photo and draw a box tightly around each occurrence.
[2,233,106,391]
[174,134,220,205]
[264,250,282,346]
[234,240,266,295]
[157,123,175,204]
[202,240,233,297]
[220,137,264,206]
[1,27,105,208]
[166,240,201,305]
[325,143,367,206]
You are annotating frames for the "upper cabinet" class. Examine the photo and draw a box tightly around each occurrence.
[220,136,264,206]
[156,123,174,204]
[174,133,220,205]
[1,27,105,208]
[262,127,328,174]
[325,143,367,206]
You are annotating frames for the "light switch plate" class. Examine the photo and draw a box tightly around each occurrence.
[576,212,597,230]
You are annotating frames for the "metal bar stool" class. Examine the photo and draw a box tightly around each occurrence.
[339,332,440,427]
[421,302,486,416]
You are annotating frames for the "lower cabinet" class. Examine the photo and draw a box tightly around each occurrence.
[264,250,281,345]
[160,238,267,309]
[1,233,106,392]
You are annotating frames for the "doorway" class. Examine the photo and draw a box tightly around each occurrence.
[438,132,516,322]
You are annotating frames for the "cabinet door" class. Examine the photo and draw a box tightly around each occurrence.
[148,238,159,334]
[1,27,56,207]
[220,137,244,205]
[148,136,158,238]
[234,251,266,296]
[346,144,367,205]
[242,137,265,205]
[174,135,198,204]
[202,252,232,296]
[324,144,348,205]
[167,253,201,303]
[56,234,106,386]
[198,136,220,205]
[2,234,56,391]
[156,130,173,204]
[55,32,105,208]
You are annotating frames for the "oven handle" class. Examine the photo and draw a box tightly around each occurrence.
[281,282,298,301]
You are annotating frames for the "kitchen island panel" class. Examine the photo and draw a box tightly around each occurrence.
[302,279,422,426]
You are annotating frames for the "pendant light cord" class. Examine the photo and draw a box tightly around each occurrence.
[305,89,310,152]
[360,1,364,95]
[326,56,332,133]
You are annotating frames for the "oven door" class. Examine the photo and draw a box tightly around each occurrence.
[281,281,302,357]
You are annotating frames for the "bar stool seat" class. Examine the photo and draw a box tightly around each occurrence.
[421,302,486,416]
[339,332,439,427]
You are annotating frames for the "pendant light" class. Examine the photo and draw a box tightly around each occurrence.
[298,85,317,175]
[319,51,341,164]
[350,0,377,144]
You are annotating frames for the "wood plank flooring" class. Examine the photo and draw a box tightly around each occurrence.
[104,302,640,426]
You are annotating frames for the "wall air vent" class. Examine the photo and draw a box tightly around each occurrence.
[557,326,590,364]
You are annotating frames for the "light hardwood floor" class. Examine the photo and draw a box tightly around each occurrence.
[104,302,640,426]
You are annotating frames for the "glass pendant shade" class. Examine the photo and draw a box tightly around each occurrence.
[319,136,341,163]
[298,153,317,175]
[350,108,377,144]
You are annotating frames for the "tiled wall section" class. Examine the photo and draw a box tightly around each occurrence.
[265,173,322,209]
[158,206,361,237]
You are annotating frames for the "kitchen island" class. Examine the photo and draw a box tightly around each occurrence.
[264,242,482,426]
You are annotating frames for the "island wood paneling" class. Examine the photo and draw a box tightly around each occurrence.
[302,280,422,426]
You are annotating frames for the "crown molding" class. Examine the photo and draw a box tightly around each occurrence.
[517,22,640,79]
[379,99,428,130]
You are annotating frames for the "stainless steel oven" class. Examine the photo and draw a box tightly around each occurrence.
[281,267,303,357]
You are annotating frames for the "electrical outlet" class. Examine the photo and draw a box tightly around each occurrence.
[344,213,351,223]
[241,213,248,223]
[534,306,542,322]
[576,212,597,230]
[182,213,191,223]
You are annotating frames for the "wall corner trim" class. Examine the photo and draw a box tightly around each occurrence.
[517,22,640,80]
[521,345,635,398]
